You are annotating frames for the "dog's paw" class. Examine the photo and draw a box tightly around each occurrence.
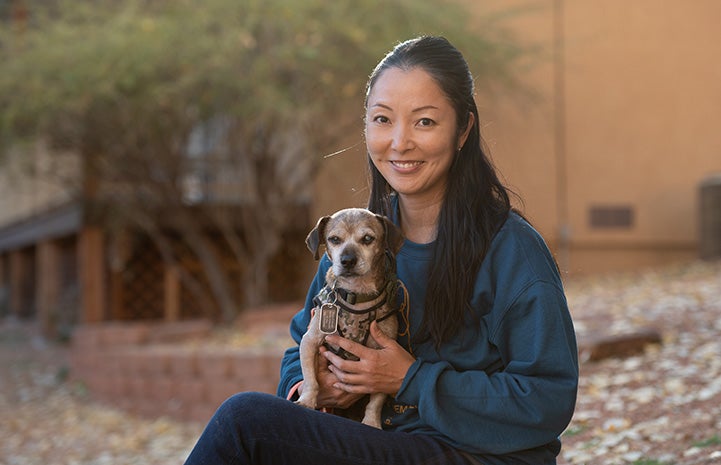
[294,398,317,410]
[361,416,383,429]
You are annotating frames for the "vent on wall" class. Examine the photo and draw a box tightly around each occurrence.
[589,205,634,229]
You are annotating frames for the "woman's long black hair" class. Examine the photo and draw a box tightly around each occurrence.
[365,36,513,349]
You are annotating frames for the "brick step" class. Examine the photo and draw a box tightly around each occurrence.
[71,345,284,423]
[69,317,295,423]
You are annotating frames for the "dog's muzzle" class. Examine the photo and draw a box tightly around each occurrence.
[340,251,357,269]
[338,251,360,276]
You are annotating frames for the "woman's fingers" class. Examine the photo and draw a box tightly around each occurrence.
[322,322,415,395]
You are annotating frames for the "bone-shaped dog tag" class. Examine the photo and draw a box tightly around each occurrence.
[319,303,339,334]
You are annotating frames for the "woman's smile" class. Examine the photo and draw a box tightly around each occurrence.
[390,160,424,172]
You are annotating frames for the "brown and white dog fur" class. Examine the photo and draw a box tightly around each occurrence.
[295,208,404,428]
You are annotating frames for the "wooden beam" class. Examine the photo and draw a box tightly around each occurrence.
[78,227,106,323]
[109,270,124,320]
[36,240,60,336]
[8,250,27,318]
[164,264,180,322]
[0,254,6,315]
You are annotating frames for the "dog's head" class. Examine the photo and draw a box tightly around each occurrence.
[306,208,404,279]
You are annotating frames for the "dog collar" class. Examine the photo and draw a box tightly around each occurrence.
[334,288,382,305]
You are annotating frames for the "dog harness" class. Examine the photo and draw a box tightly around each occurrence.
[313,279,400,361]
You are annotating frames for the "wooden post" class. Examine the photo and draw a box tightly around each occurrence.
[9,250,26,318]
[109,270,124,320]
[0,254,6,315]
[164,264,180,322]
[78,227,106,323]
[36,240,60,336]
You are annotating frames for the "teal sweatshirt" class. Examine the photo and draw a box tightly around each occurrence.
[278,212,579,464]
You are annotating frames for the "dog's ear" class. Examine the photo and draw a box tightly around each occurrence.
[376,214,404,255]
[306,215,331,260]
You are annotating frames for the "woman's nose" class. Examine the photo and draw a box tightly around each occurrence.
[391,125,413,152]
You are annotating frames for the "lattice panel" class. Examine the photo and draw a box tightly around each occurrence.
[113,225,309,321]
[180,265,221,320]
[120,239,164,320]
[178,242,243,321]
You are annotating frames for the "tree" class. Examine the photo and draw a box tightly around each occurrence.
[0,0,526,320]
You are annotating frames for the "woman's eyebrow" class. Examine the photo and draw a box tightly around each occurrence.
[369,103,439,112]
[411,105,439,113]
[369,103,393,111]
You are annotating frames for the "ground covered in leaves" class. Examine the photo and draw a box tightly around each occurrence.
[0,327,203,465]
[1,259,720,465]
[560,260,721,464]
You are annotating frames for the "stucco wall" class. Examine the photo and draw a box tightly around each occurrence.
[0,142,79,226]
[446,0,721,273]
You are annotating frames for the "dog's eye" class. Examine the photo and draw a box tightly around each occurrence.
[361,234,375,245]
[327,236,341,245]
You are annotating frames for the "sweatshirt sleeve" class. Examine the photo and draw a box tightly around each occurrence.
[276,256,330,398]
[395,280,578,455]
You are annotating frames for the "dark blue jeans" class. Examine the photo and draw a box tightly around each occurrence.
[183,392,482,465]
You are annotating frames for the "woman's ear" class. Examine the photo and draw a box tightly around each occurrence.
[457,111,475,150]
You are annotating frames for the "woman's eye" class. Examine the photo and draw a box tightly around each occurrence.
[418,117,435,127]
[372,115,390,124]
[327,236,341,245]
[361,234,375,245]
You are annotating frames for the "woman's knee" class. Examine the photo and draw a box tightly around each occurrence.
[209,391,307,449]
[215,391,275,423]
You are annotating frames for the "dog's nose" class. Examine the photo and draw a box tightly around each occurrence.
[340,253,357,269]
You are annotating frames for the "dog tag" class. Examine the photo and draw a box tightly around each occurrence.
[319,303,339,334]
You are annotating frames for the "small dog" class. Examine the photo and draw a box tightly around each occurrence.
[295,208,404,428]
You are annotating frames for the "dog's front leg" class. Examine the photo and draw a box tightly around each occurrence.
[295,324,324,410]
[362,393,386,429]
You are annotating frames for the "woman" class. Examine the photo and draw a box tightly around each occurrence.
[184,36,578,465]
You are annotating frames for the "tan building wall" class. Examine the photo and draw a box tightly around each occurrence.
[313,0,721,276]
[0,142,78,225]
[2,2,720,278]
[493,0,721,274]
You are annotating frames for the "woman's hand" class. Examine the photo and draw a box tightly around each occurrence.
[308,346,366,409]
[323,321,416,396]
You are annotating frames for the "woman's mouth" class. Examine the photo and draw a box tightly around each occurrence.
[390,160,423,171]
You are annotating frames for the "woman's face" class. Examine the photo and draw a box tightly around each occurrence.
[365,67,471,204]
